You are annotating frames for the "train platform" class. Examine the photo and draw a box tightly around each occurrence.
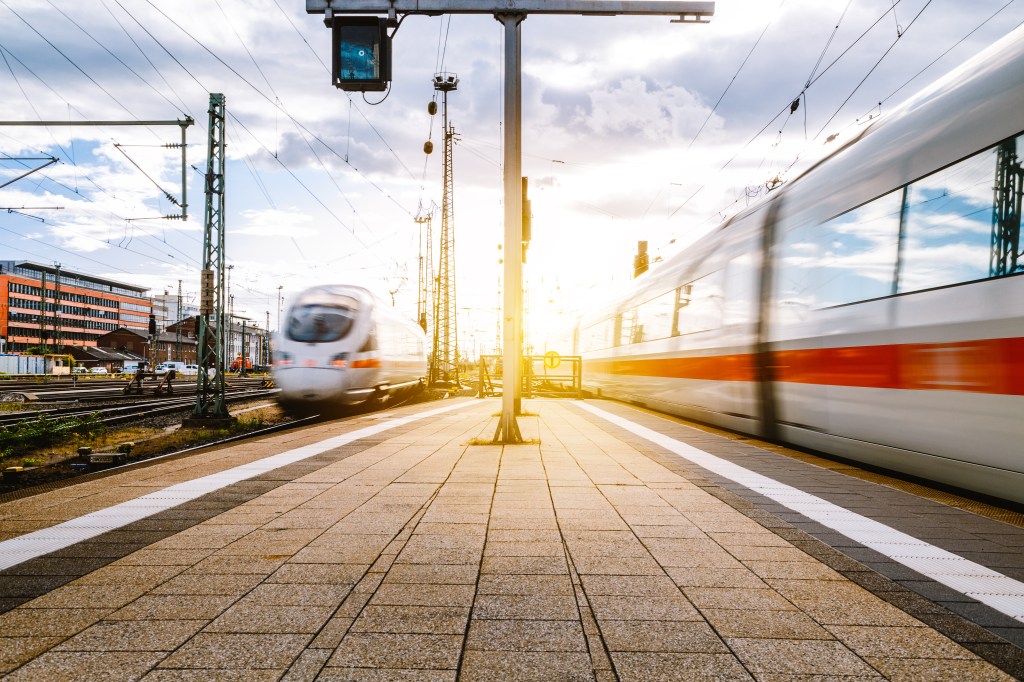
[0,397,1022,680]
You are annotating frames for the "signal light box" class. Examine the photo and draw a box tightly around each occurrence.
[332,17,391,92]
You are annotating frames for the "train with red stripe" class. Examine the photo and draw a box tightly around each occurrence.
[576,27,1024,504]
[273,285,427,411]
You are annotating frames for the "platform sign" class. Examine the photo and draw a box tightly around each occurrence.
[543,350,561,369]
[332,17,391,92]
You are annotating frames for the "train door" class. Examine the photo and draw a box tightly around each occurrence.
[757,195,831,441]
[721,245,761,421]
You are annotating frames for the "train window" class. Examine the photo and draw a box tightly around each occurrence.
[673,284,692,336]
[635,289,675,342]
[286,305,356,343]
[618,309,642,346]
[582,317,614,352]
[779,190,902,310]
[677,272,723,334]
[897,138,1008,292]
[724,253,758,325]
[820,189,902,304]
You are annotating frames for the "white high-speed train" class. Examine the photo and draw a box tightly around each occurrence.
[576,27,1024,504]
[273,285,427,411]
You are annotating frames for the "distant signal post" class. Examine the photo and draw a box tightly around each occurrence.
[306,0,715,443]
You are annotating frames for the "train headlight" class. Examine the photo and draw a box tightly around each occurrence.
[330,353,350,367]
[275,352,293,367]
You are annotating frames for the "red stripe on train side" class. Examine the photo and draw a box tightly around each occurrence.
[589,354,757,382]
[586,337,1024,395]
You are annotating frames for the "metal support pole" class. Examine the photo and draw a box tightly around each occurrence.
[180,121,189,221]
[493,12,525,444]
[187,93,232,426]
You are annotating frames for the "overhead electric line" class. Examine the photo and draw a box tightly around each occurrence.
[107,0,398,275]
[804,0,855,90]
[139,0,421,210]
[864,0,1020,115]
[0,37,190,243]
[813,0,934,140]
[100,0,194,117]
[1,1,141,123]
[688,0,786,149]
[667,0,913,221]
[45,0,189,120]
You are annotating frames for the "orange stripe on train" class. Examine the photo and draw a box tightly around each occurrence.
[586,337,1024,395]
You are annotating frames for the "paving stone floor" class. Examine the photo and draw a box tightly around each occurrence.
[0,398,1019,680]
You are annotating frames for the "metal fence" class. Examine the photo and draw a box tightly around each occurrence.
[477,354,582,399]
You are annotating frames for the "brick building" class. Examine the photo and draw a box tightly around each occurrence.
[96,327,198,367]
[0,260,152,354]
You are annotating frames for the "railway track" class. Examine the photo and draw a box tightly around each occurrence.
[0,387,441,499]
[0,376,268,403]
[0,387,279,429]
[0,409,322,503]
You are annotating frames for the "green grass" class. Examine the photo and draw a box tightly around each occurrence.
[0,413,105,461]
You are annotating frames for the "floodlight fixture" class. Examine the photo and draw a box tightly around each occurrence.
[433,72,459,92]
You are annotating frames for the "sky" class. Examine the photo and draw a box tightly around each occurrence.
[1,0,1022,358]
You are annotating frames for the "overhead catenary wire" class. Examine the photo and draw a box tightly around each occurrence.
[813,0,934,140]
[0,72,199,284]
[667,0,914,221]
[805,0,855,90]
[0,18,196,245]
[136,0,419,215]
[774,0,1022,183]
[100,0,193,117]
[0,224,135,273]
[45,0,190,121]
[1,1,407,311]
[104,0,405,283]
[687,0,786,150]
[0,43,79,178]
[681,0,1022,263]
[1,0,146,127]
[861,0,1021,116]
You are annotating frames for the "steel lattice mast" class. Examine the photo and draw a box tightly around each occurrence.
[431,74,459,387]
[189,93,231,424]
[991,138,1023,276]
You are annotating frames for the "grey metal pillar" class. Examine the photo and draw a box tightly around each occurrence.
[493,12,525,444]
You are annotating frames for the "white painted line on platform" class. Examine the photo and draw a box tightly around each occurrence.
[577,401,1024,624]
[0,400,476,571]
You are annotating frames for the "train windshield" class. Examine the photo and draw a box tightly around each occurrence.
[286,290,360,343]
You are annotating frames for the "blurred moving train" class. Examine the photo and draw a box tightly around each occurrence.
[273,285,427,411]
[576,27,1024,504]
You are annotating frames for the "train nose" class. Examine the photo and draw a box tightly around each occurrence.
[275,367,350,402]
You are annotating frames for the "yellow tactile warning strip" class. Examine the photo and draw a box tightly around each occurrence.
[0,398,1018,680]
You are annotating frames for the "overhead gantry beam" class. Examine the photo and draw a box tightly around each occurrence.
[306,1,713,20]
